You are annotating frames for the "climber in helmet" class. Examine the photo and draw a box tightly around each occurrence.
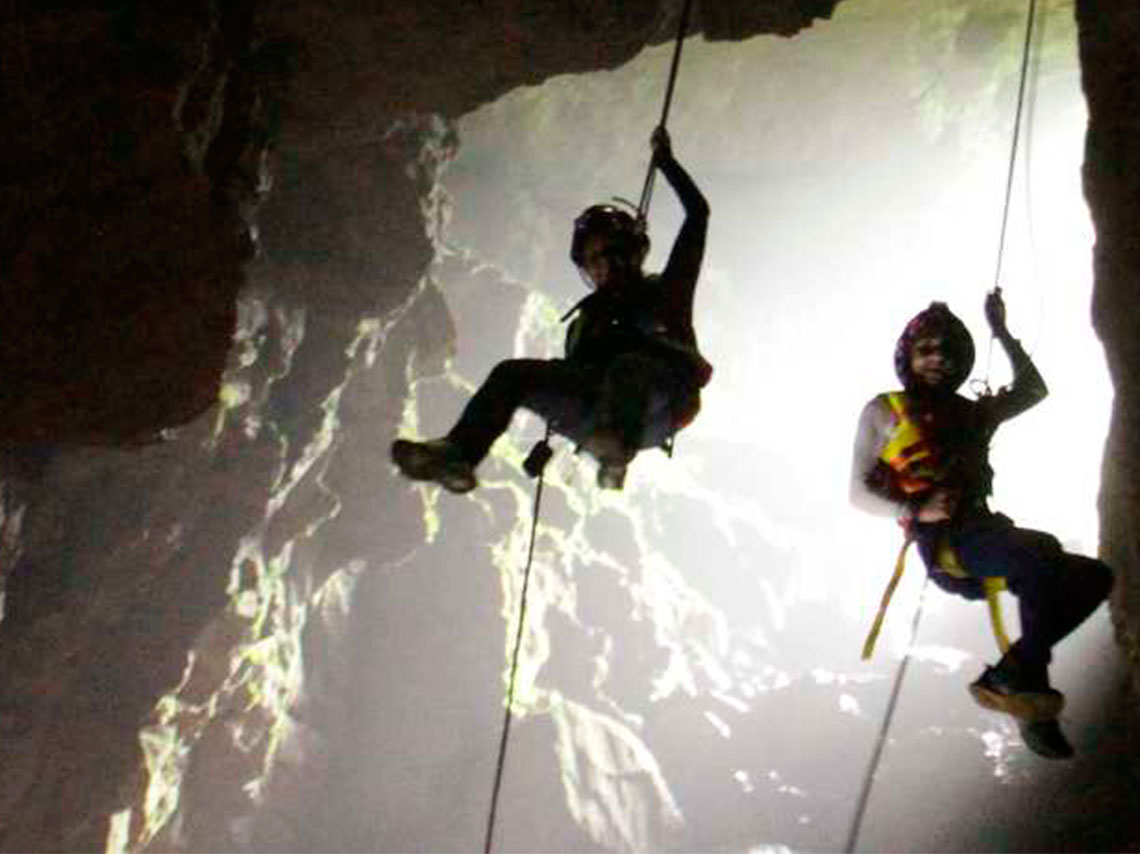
[391,126,711,492]
[850,290,1112,759]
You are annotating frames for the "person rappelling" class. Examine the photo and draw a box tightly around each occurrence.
[390,126,711,493]
[849,291,1113,759]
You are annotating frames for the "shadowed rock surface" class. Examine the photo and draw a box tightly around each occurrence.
[0,0,1137,851]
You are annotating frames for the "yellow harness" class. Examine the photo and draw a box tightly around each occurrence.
[861,393,1010,660]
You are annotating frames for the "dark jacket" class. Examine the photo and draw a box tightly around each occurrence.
[564,152,712,390]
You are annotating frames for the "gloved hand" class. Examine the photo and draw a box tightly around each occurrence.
[985,288,1009,337]
[651,125,673,163]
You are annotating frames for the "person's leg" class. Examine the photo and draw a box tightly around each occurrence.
[447,358,595,462]
[584,351,692,488]
[953,517,1112,681]
[594,352,691,450]
[392,358,594,492]
[950,514,1112,757]
[1018,547,1113,653]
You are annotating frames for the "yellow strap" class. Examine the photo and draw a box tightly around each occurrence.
[861,536,913,660]
[984,577,1011,654]
[938,538,1010,654]
[862,536,1011,660]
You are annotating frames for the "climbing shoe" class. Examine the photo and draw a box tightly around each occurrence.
[968,663,1065,723]
[1018,718,1075,760]
[390,438,477,494]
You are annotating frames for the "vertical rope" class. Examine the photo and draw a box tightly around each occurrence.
[637,0,697,221]
[986,0,1040,383]
[993,0,1039,292]
[845,578,930,854]
[484,5,699,847]
[483,429,552,853]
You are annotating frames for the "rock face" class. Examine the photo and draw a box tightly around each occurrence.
[0,0,1137,851]
[1079,1,1140,688]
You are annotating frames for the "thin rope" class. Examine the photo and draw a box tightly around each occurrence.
[849,10,1044,843]
[485,8,696,844]
[985,0,1040,383]
[1022,0,1047,357]
[637,0,696,221]
[845,577,930,854]
[993,0,1039,292]
[483,428,552,854]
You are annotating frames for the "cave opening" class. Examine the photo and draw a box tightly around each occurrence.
[2,1,1129,853]
[325,1,1116,851]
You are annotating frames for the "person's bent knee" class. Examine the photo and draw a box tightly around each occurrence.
[1064,553,1114,603]
[487,358,544,387]
[1086,555,1114,600]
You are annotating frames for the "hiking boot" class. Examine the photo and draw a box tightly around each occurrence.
[968,662,1065,723]
[390,438,477,494]
[1018,718,1075,760]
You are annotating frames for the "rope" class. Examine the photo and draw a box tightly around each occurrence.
[482,427,552,854]
[992,0,1039,292]
[852,8,1043,844]
[484,7,698,845]
[985,0,1040,384]
[845,577,930,854]
[636,0,697,221]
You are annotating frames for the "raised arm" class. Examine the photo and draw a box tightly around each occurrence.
[653,127,708,339]
[981,289,1048,424]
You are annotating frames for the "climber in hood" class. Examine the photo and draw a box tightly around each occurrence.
[850,291,1112,759]
[391,126,711,492]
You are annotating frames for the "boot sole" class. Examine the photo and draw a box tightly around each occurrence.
[1017,720,1075,759]
[968,683,1064,722]
[391,440,477,494]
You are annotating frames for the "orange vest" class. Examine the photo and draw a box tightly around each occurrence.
[880,392,944,495]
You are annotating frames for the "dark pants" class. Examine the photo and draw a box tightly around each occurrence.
[916,512,1113,678]
[446,353,697,465]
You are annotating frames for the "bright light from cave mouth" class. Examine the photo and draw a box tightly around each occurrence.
[444,0,1110,676]
[681,34,1108,607]
[433,2,1111,850]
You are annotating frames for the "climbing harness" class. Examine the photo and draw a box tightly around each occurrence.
[482,3,697,847]
[849,2,1042,850]
[861,394,1011,661]
[861,533,1011,662]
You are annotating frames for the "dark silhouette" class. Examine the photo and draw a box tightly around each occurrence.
[392,127,711,492]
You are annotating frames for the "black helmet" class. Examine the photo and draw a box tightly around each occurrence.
[570,204,649,269]
[894,301,975,390]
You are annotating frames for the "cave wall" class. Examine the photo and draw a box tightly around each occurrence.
[0,0,1137,851]
[1078,1,1140,690]
[0,2,841,852]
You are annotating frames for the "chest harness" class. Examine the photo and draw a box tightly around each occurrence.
[861,392,1011,660]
